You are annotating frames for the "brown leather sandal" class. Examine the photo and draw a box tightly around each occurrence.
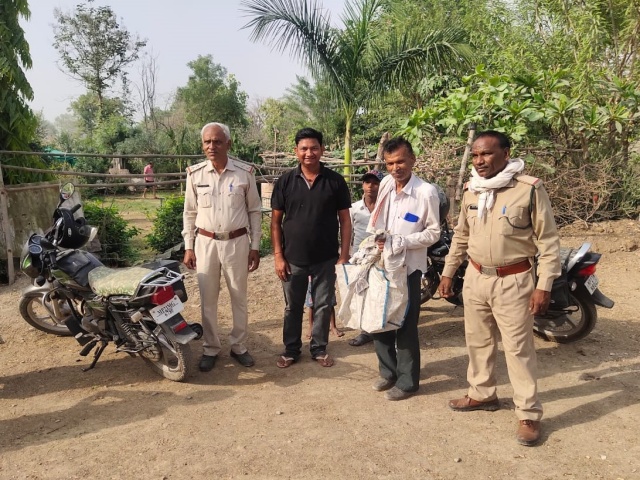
[313,354,334,367]
[276,356,296,368]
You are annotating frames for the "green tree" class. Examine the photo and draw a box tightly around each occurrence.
[70,92,127,136]
[175,55,248,128]
[53,1,147,111]
[242,0,472,172]
[0,0,37,152]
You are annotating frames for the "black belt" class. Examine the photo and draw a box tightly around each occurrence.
[197,227,247,241]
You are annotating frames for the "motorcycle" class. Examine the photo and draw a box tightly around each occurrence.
[19,183,202,381]
[420,221,615,343]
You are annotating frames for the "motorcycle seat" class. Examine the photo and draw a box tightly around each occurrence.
[89,266,155,297]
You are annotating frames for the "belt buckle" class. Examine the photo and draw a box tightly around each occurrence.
[480,266,498,276]
[214,232,230,240]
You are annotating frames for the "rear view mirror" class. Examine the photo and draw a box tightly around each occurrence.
[60,183,75,201]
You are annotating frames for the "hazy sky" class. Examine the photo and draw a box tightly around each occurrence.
[21,0,346,121]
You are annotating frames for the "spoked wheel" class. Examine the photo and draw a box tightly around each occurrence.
[420,268,440,304]
[140,333,193,382]
[19,295,73,336]
[534,290,597,343]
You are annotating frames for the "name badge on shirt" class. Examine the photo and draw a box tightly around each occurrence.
[403,212,419,223]
[469,205,478,210]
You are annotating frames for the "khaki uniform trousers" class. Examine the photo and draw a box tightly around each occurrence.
[195,233,250,357]
[462,265,543,421]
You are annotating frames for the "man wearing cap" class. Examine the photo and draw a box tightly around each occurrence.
[347,169,383,347]
[182,122,262,372]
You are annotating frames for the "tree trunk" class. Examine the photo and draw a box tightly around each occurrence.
[453,124,476,217]
[343,115,352,178]
[375,132,390,170]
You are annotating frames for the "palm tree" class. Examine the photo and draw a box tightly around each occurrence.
[241,0,472,173]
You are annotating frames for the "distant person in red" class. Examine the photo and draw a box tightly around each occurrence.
[142,161,157,199]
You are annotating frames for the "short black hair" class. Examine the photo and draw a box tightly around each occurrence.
[474,130,511,149]
[294,127,323,146]
[382,136,414,156]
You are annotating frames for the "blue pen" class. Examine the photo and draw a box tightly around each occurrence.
[229,183,233,192]
[502,206,506,214]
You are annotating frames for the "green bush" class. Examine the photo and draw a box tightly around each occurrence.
[147,195,185,253]
[259,216,272,257]
[84,202,140,266]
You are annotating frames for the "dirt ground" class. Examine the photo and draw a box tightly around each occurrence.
[1,219,639,480]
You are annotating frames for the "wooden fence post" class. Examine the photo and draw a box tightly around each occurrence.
[0,161,16,284]
[453,123,476,217]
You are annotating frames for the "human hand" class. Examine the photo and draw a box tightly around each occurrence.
[529,289,551,315]
[275,255,291,281]
[438,276,454,298]
[336,255,349,265]
[183,249,196,270]
[248,250,260,272]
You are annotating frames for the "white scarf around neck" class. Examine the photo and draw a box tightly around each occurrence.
[468,158,525,218]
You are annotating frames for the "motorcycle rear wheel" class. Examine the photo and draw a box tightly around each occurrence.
[420,268,440,304]
[533,289,597,343]
[140,334,193,382]
[19,295,73,336]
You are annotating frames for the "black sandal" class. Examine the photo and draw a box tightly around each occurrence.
[348,333,373,347]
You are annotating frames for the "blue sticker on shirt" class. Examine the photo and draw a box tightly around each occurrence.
[403,212,419,223]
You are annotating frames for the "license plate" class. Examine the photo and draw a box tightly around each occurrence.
[584,275,599,295]
[149,295,184,324]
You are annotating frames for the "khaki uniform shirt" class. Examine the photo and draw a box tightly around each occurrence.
[442,174,561,291]
[182,158,262,251]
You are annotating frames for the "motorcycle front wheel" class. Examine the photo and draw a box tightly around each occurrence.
[139,333,193,382]
[19,295,73,336]
[533,289,597,343]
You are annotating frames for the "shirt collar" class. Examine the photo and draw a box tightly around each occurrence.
[397,174,417,196]
[295,162,325,177]
[205,158,234,173]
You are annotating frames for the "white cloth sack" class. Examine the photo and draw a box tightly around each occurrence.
[337,249,409,334]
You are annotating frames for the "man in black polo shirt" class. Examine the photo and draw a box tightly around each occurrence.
[271,127,352,368]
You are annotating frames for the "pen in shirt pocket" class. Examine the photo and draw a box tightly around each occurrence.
[229,184,233,192]
[502,205,506,215]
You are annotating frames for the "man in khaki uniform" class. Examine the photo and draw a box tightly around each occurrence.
[439,130,560,446]
[182,122,262,371]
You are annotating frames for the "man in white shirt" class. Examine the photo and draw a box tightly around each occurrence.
[348,169,383,347]
[368,137,441,400]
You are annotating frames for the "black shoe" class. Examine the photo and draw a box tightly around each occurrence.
[230,350,255,367]
[199,355,218,372]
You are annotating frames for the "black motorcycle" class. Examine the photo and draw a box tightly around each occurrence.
[19,183,202,381]
[420,222,615,343]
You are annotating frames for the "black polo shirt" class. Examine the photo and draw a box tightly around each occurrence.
[271,163,351,266]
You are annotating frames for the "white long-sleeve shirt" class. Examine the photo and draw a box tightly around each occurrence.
[367,174,441,274]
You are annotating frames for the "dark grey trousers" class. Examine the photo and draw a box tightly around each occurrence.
[373,270,422,392]
[281,257,337,359]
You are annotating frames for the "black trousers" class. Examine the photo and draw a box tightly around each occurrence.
[373,270,422,392]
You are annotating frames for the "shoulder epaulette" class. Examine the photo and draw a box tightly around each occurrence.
[186,160,208,175]
[230,157,255,174]
[515,174,543,188]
